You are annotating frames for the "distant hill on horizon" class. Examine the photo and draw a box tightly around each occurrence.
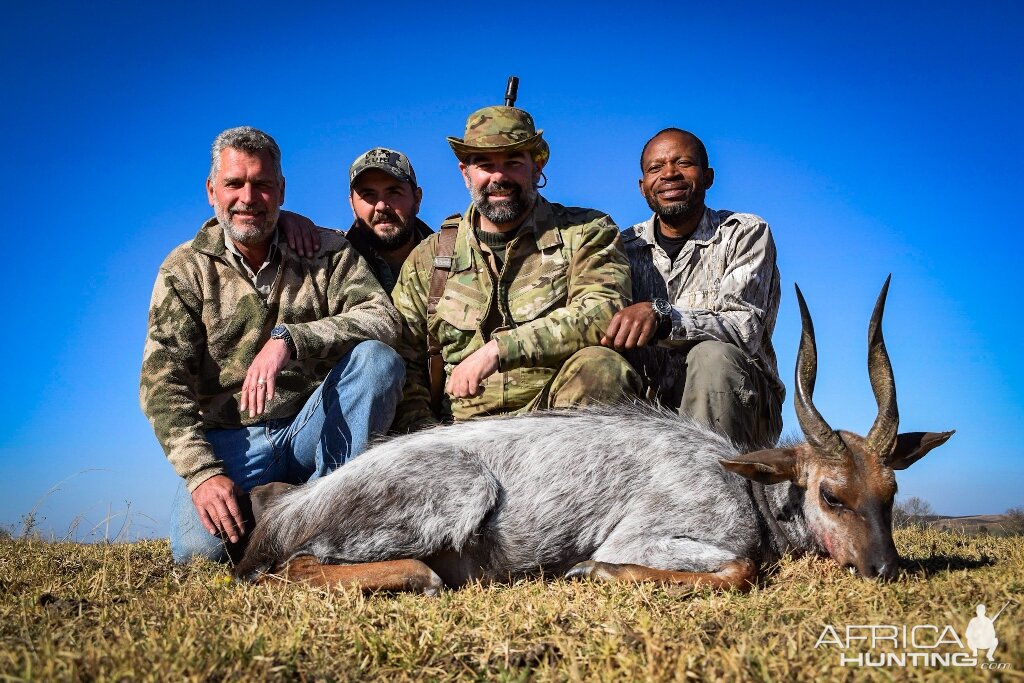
[919,513,1022,536]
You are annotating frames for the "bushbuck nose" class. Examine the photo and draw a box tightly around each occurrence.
[862,550,899,580]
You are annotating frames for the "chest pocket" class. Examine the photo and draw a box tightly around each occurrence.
[431,261,490,359]
[505,245,569,323]
[671,242,721,311]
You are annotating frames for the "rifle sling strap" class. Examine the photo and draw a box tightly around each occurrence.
[426,215,461,417]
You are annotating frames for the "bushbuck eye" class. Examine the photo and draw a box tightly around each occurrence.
[820,488,844,509]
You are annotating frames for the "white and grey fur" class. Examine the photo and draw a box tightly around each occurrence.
[235,404,819,583]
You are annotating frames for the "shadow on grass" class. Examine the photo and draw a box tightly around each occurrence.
[903,553,996,577]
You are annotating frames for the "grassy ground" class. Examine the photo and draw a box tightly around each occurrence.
[1,528,1022,682]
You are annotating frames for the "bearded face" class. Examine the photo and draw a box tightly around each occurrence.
[349,169,422,251]
[461,150,541,229]
[469,177,537,226]
[354,207,414,251]
[639,131,712,227]
[207,148,284,247]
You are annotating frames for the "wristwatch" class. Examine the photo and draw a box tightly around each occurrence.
[652,298,673,339]
[651,298,673,323]
[270,324,296,357]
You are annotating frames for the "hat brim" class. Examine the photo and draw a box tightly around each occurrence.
[447,131,547,162]
[350,163,414,187]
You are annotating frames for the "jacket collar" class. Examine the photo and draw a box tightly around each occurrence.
[192,217,287,259]
[191,218,228,256]
[623,207,719,246]
[451,195,561,272]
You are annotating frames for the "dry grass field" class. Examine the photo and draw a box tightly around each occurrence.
[1,527,1022,682]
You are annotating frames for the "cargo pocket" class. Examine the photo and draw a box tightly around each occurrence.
[507,273,568,324]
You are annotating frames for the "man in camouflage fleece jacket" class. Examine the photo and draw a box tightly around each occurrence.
[140,127,405,563]
[391,102,641,432]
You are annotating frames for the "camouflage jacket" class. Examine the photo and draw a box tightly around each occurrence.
[140,217,400,491]
[392,197,631,431]
[622,208,785,402]
[345,217,434,294]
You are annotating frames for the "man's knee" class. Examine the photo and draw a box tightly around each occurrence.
[338,340,405,389]
[549,346,642,406]
[171,530,228,564]
[684,341,752,394]
[348,339,403,378]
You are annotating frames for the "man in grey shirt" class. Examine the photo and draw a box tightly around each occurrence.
[602,128,783,449]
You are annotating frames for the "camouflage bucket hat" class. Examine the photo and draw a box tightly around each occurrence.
[447,106,550,166]
[349,147,417,188]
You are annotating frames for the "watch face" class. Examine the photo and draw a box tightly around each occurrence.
[654,299,672,317]
[271,325,288,338]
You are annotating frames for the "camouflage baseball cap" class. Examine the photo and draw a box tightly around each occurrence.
[349,147,417,188]
[447,106,550,166]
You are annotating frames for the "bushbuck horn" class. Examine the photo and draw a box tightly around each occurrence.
[793,284,848,459]
[864,275,899,458]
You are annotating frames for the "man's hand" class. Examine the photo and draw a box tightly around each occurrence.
[192,474,246,543]
[240,338,291,417]
[279,210,321,258]
[447,340,500,398]
[601,302,660,350]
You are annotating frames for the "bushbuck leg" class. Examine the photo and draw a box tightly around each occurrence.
[566,558,757,591]
[263,556,444,595]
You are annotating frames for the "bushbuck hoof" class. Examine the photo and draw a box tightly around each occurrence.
[564,560,619,582]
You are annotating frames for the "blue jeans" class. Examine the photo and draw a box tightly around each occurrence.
[169,340,404,563]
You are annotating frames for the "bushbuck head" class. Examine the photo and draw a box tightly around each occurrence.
[721,277,953,579]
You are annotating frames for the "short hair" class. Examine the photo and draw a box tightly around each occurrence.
[209,126,283,183]
[640,128,709,171]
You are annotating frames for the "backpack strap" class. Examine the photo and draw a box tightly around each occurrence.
[426,214,461,418]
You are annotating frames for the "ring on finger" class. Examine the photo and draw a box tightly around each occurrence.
[256,378,267,386]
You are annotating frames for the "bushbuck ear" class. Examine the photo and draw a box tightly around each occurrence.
[887,431,955,470]
[720,448,800,484]
[249,481,297,521]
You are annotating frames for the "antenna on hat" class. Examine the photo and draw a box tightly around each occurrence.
[504,76,519,107]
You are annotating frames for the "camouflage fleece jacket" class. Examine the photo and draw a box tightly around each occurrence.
[622,208,785,403]
[391,196,631,431]
[140,217,400,491]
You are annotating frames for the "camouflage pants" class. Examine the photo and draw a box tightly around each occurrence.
[629,340,782,449]
[520,346,642,412]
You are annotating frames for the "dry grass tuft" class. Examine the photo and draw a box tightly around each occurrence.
[1,528,1021,681]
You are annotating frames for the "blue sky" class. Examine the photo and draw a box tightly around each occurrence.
[1,1,1021,539]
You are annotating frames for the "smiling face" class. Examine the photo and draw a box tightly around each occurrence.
[206,147,284,246]
[460,150,541,230]
[349,169,422,250]
[639,131,713,225]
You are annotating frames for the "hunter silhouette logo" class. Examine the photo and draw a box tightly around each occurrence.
[965,601,1012,662]
[815,599,1016,669]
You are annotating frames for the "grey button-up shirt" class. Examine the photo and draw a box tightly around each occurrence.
[622,208,785,402]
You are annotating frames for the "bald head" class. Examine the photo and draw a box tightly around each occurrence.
[640,128,709,171]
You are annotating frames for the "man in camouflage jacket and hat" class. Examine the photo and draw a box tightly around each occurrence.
[140,127,405,563]
[391,103,641,431]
